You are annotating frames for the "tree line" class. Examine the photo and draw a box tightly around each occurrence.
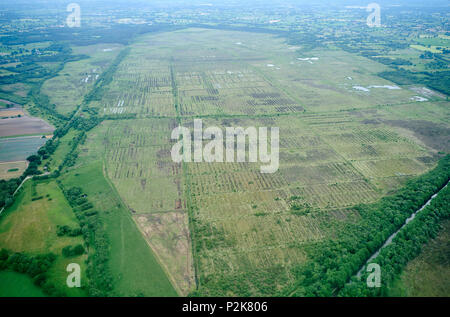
[58,184,113,296]
[339,183,450,296]
[0,249,63,296]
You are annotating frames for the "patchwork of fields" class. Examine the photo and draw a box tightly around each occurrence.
[0,161,28,180]
[42,44,123,116]
[72,28,448,295]
[0,105,54,180]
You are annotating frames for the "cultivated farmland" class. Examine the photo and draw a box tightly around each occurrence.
[0,136,48,162]
[0,115,53,138]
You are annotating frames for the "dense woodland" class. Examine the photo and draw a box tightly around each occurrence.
[0,250,62,296]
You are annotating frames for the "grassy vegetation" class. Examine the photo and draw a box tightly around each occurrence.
[59,158,177,296]
[40,129,79,173]
[1,19,448,297]
[71,28,447,296]
[0,271,47,297]
[0,179,87,296]
[83,119,193,295]
[410,45,444,54]
[0,161,27,180]
[41,44,123,116]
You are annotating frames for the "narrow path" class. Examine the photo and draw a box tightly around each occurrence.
[170,59,200,291]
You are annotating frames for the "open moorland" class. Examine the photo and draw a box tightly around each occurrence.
[41,44,123,116]
[72,28,448,296]
[0,0,449,298]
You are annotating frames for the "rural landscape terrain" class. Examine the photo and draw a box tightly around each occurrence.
[0,0,449,298]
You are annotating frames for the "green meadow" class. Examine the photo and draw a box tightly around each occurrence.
[0,179,87,297]
[59,158,177,296]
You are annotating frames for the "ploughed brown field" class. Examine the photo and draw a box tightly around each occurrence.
[0,115,54,137]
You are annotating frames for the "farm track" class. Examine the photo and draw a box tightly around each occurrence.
[171,59,201,291]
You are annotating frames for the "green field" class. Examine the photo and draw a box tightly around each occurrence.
[0,179,87,296]
[417,36,450,48]
[410,44,444,54]
[0,271,47,297]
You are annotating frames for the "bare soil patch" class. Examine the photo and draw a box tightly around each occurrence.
[0,115,54,137]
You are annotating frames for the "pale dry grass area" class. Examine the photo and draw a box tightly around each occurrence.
[0,161,27,180]
[0,107,25,118]
[135,212,195,295]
